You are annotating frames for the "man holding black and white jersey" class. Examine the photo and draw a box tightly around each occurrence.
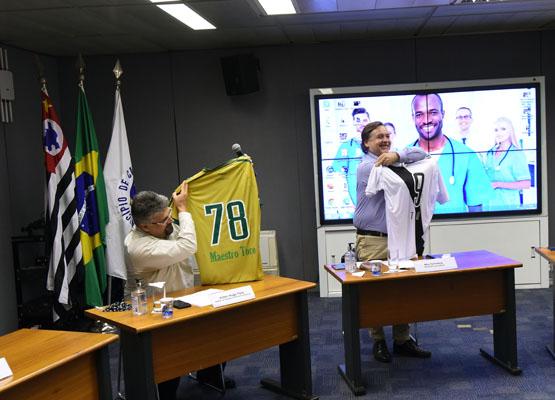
[354,121,432,364]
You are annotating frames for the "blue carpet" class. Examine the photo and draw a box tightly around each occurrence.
[110,288,554,399]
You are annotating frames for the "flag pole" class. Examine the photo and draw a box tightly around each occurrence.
[77,53,85,88]
[105,59,123,306]
[35,54,47,93]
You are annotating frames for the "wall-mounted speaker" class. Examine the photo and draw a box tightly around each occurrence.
[220,54,259,96]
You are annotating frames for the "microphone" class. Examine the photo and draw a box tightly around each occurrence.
[232,143,244,157]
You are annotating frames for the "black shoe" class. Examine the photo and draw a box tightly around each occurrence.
[223,376,236,389]
[373,340,392,363]
[393,338,431,358]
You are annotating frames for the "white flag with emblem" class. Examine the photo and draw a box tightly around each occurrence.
[104,86,135,279]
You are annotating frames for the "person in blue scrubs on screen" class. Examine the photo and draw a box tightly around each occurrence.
[485,117,531,211]
[331,107,370,205]
[410,93,492,214]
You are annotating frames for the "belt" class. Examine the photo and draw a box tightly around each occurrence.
[356,229,387,237]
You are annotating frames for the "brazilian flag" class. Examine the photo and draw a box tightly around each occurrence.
[74,84,109,307]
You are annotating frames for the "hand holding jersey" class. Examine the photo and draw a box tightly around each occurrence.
[374,151,399,166]
[172,181,188,212]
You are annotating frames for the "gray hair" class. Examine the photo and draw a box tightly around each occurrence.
[131,191,169,225]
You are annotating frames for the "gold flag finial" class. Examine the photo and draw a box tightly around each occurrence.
[34,54,47,91]
[76,53,86,84]
[113,59,123,88]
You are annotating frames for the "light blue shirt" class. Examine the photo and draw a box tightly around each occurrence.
[331,139,363,205]
[484,145,531,210]
[354,147,427,231]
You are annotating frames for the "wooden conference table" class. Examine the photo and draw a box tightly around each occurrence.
[0,328,117,400]
[86,274,318,400]
[533,247,555,359]
[325,250,522,396]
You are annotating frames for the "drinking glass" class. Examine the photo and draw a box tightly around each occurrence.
[388,249,399,272]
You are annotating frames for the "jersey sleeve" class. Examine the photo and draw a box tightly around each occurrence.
[398,146,428,164]
[365,165,382,197]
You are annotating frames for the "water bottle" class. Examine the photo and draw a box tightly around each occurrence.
[131,279,147,316]
[345,243,357,273]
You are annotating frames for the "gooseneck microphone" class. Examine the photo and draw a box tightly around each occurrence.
[232,143,244,157]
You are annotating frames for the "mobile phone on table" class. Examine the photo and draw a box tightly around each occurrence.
[173,300,191,309]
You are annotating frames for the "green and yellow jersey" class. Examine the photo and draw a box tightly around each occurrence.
[172,155,263,284]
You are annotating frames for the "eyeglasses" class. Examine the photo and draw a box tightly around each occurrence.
[456,115,472,120]
[149,208,172,225]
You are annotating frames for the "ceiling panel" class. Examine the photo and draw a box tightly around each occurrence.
[296,0,339,13]
[433,0,555,17]
[9,9,124,37]
[0,0,554,55]
[338,0,377,12]
[192,0,268,28]
[0,0,73,11]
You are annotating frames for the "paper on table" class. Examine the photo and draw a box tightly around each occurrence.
[370,260,414,269]
[175,288,224,307]
[351,271,365,277]
[0,357,13,380]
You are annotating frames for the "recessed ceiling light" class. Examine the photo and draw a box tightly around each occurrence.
[150,1,216,30]
[256,0,296,15]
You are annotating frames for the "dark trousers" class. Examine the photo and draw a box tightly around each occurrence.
[157,377,180,400]
[196,364,225,385]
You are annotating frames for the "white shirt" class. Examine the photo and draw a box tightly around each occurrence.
[124,211,197,293]
[365,158,449,260]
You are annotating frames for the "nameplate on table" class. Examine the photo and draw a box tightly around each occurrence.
[0,357,13,380]
[414,256,458,273]
[212,285,255,308]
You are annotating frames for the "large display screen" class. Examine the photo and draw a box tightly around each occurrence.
[313,80,542,225]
